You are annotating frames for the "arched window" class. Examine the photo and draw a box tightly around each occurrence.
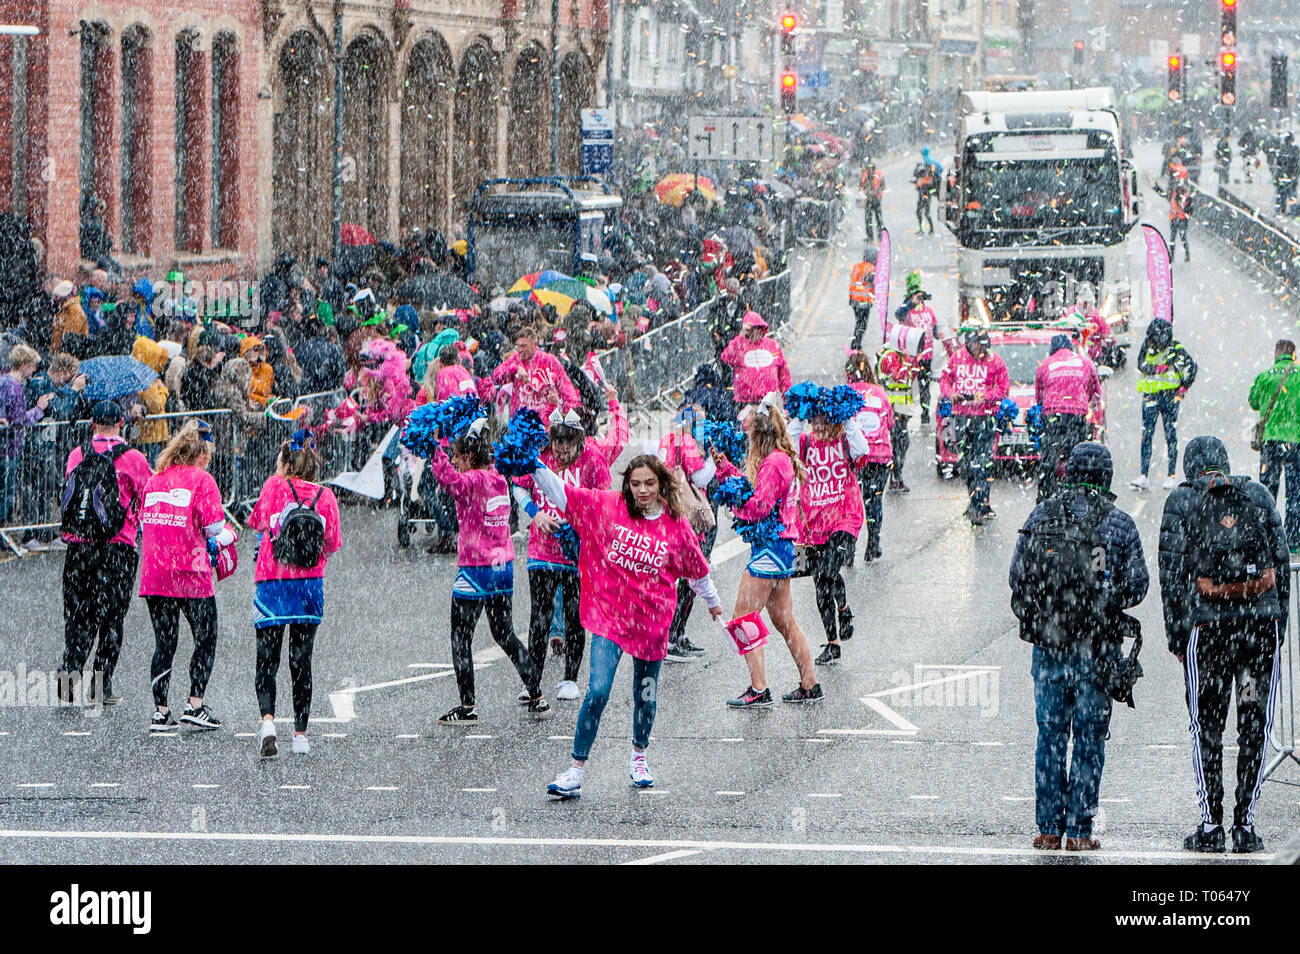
[120,25,151,255]
[272,30,330,262]
[173,28,208,252]
[210,31,239,248]
[78,21,113,258]
[508,44,550,177]
[400,34,453,236]
[342,31,391,239]
[452,43,501,217]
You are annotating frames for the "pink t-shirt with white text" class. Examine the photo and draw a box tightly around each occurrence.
[248,476,343,582]
[138,466,225,598]
[515,444,611,566]
[564,486,710,661]
[797,434,864,545]
[428,448,514,567]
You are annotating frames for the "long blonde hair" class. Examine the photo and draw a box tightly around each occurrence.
[155,419,211,472]
[745,404,803,485]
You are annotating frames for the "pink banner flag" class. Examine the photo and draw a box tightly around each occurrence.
[875,227,891,343]
[1142,224,1173,325]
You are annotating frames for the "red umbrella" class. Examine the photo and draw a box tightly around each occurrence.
[340,223,377,247]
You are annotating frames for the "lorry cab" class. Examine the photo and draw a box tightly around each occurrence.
[467,177,622,288]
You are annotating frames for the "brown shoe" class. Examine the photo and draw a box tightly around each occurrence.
[1032,833,1062,850]
[1065,836,1101,851]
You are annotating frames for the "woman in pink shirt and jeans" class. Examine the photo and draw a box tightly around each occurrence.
[139,420,235,732]
[426,419,549,726]
[538,455,723,798]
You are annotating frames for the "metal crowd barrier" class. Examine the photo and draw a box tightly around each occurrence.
[1191,179,1300,292]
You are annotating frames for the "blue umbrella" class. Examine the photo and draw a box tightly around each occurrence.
[80,355,158,401]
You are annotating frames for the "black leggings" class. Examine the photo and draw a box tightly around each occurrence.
[858,462,890,552]
[528,567,584,682]
[61,543,138,685]
[147,595,218,708]
[255,623,317,733]
[450,594,539,707]
[810,531,855,641]
[890,414,910,482]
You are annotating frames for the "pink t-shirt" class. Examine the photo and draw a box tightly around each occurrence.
[63,435,154,547]
[848,381,895,464]
[248,475,343,582]
[659,432,707,477]
[797,434,864,545]
[516,444,612,566]
[564,486,710,661]
[428,448,514,567]
[138,466,225,598]
[435,363,477,401]
[715,450,800,540]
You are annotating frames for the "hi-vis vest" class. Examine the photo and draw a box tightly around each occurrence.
[1137,347,1182,394]
[849,262,875,303]
[879,350,915,409]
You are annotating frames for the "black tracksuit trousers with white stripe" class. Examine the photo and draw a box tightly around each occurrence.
[1183,619,1282,829]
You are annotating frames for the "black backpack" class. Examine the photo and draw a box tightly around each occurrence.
[1188,475,1274,597]
[1012,493,1114,648]
[60,443,131,542]
[272,480,327,568]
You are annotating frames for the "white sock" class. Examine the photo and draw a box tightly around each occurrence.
[631,751,646,761]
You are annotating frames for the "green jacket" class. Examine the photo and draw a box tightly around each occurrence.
[1249,356,1300,443]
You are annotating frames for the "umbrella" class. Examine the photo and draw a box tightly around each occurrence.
[340,223,377,246]
[395,270,479,309]
[655,173,717,207]
[508,273,613,315]
[81,355,158,401]
[507,270,572,293]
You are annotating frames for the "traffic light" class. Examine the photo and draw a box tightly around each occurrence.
[1073,40,1084,66]
[780,13,796,57]
[1221,50,1237,106]
[1222,0,1237,49]
[1168,55,1183,102]
[780,71,797,114]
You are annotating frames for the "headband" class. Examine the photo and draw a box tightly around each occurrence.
[289,428,317,453]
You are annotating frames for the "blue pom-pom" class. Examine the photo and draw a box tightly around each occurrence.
[698,420,747,464]
[995,398,1019,428]
[818,384,865,424]
[784,381,823,421]
[554,522,580,563]
[937,398,952,419]
[711,475,754,509]
[732,511,787,548]
[400,404,442,459]
[1025,403,1044,429]
[493,408,551,477]
[401,396,487,459]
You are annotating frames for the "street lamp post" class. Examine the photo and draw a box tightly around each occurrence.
[331,2,344,265]
[551,0,560,175]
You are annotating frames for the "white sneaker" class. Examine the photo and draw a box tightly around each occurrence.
[258,720,278,758]
[517,689,530,705]
[1129,475,1150,490]
[547,765,583,799]
[555,680,581,701]
[22,540,49,553]
[629,753,655,788]
[1162,476,1179,489]
[292,733,309,755]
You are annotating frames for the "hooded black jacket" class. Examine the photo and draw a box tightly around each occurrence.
[1136,319,1198,391]
[1157,436,1289,655]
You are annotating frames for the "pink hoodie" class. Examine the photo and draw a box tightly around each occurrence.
[514,443,612,566]
[1035,347,1101,416]
[720,334,792,404]
[939,347,1010,417]
[427,447,514,567]
[715,449,799,540]
[435,362,477,401]
[848,381,895,463]
[562,485,711,661]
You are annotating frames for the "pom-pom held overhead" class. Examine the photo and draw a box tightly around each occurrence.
[493,408,551,477]
[783,381,822,421]
[698,419,747,464]
[818,384,865,424]
[711,475,755,509]
[400,396,486,458]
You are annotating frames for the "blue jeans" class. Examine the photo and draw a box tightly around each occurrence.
[572,635,662,762]
[0,454,19,524]
[1032,643,1114,839]
[1259,440,1300,550]
[1140,391,1180,478]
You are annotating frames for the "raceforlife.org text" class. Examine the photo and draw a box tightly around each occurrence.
[49,885,151,934]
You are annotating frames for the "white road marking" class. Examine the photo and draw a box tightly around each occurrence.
[279,785,310,791]
[395,734,420,740]
[465,734,494,740]
[152,732,178,738]
[909,795,940,800]
[62,731,91,737]
[234,732,255,738]
[322,733,347,740]
[710,537,749,565]
[640,790,671,795]
[407,663,454,670]
[972,741,1004,746]
[1147,744,1178,750]
[366,786,400,792]
[803,738,832,743]
[90,783,119,788]
[891,739,921,745]
[716,791,745,796]
[1100,798,1131,804]
[0,828,1257,863]
[16,783,52,789]
[329,648,504,721]
[623,849,702,865]
[461,787,497,793]
[548,735,571,741]
[807,793,842,799]
[193,784,219,790]
[868,668,999,700]
[718,738,744,743]
[1001,796,1032,802]
[0,731,9,736]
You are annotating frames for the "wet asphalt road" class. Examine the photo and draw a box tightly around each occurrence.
[1,143,1297,865]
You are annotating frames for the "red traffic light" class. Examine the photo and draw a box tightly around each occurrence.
[781,72,797,88]
[780,13,796,31]
[1169,55,1181,69]
[1222,51,1237,69]
[1074,40,1085,52]
[1223,0,1235,7]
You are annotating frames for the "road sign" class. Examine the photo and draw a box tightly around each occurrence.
[580,108,614,176]
[687,115,774,162]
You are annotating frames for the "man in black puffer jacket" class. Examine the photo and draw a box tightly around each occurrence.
[1010,442,1148,853]
[1158,435,1289,854]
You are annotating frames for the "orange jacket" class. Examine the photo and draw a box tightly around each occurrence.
[849,261,876,303]
[859,169,884,198]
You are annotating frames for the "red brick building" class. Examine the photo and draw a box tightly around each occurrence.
[0,0,608,285]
